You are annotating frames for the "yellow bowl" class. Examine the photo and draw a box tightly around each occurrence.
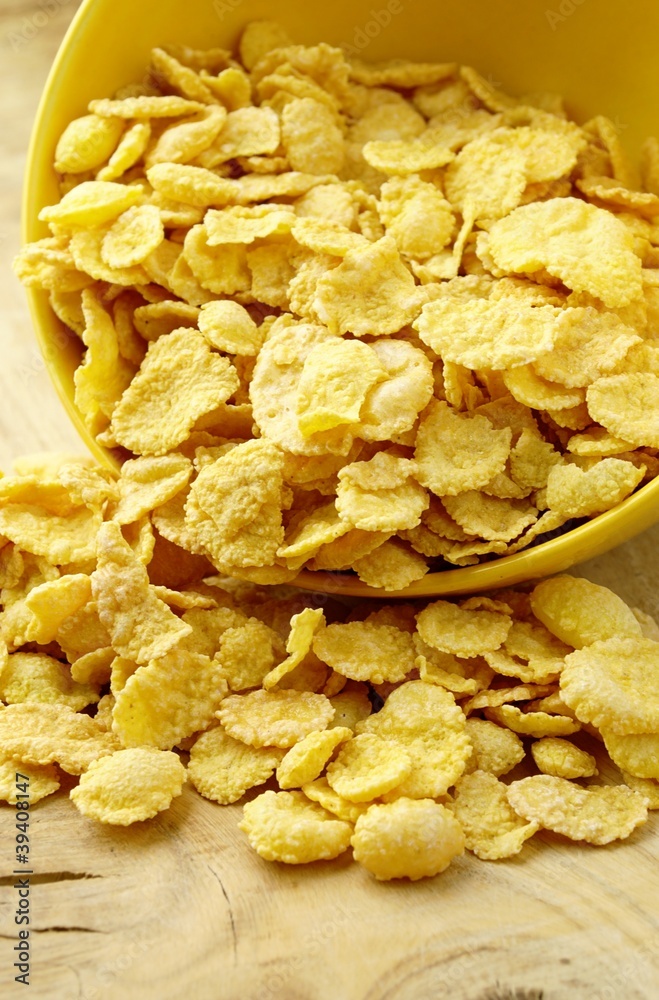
[23,0,659,598]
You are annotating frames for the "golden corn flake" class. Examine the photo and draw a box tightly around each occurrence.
[351,798,465,881]
[296,339,386,436]
[207,107,279,163]
[24,573,92,644]
[188,725,283,804]
[414,401,512,497]
[147,105,227,166]
[509,429,563,492]
[102,205,164,270]
[110,328,239,456]
[546,458,643,520]
[90,95,204,118]
[603,731,659,780]
[98,121,152,182]
[531,737,598,779]
[39,180,143,228]
[534,307,640,388]
[250,321,351,457]
[277,726,352,789]
[185,439,285,569]
[218,620,285,691]
[205,205,296,245]
[465,682,556,715]
[0,652,99,712]
[328,685,372,731]
[55,113,125,173]
[92,521,191,664]
[444,131,528,221]
[263,608,325,690]
[488,198,643,308]
[313,622,416,685]
[464,718,525,777]
[302,776,368,823]
[113,455,191,526]
[278,504,350,568]
[378,176,455,258]
[531,576,642,648]
[241,789,352,864]
[485,618,569,684]
[184,226,251,296]
[112,649,227,749]
[362,138,454,176]
[416,599,511,659]
[0,703,119,775]
[621,772,659,809]
[353,539,428,591]
[217,688,334,748]
[416,644,480,697]
[443,492,537,543]
[568,428,635,457]
[0,757,60,805]
[281,98,345,175]
[70,747,185,825]
[485,704,580,737]
[198,300,263,356]
[325,733,412,802]
[335,471,428,533]
[357,681,470,798]
[587,373,659,448]
[507,774,648,845]
[503,365,584,412]
[451,770,538,860]
[313,237,424,338]
[416,295,560,370]
[357,340,434,441]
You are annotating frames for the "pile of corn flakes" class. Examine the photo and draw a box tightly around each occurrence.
[0,453,656,880]
[14,22,659,590]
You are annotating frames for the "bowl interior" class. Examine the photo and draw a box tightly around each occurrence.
[23,0,659,596]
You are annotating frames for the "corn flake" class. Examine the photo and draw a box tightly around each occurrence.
[0,652,99,712]
[217,688,334,748]
[507,774,648,844]
[313,622,415,685]
[485,704,580,737]
[464,718,525,776]
[71,747,185,825]
[531,576,643,648]
[531,737,598,779]
[217,620,284,691]
[488,198,643,308]
[0,703,119,775]
[240,789,352,863]
[416,599,511,659]
[587,373,659,448]
[414,401,512,497]
[188,725,283,803]
[112,649,226,749]
[357,681,470,798]
[545,458,643,520]
[353,539,428,591]
[314,237,424,337]
[452,770,538,860]
[0,757,60,805]
[92,521,191,664]
[351,798,465,881]
[277,726,352,789]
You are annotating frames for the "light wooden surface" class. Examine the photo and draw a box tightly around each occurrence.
[1,4,659,999]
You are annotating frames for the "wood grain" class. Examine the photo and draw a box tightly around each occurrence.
[1,4,659,998]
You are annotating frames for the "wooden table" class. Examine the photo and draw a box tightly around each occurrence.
[1,4,658,998]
